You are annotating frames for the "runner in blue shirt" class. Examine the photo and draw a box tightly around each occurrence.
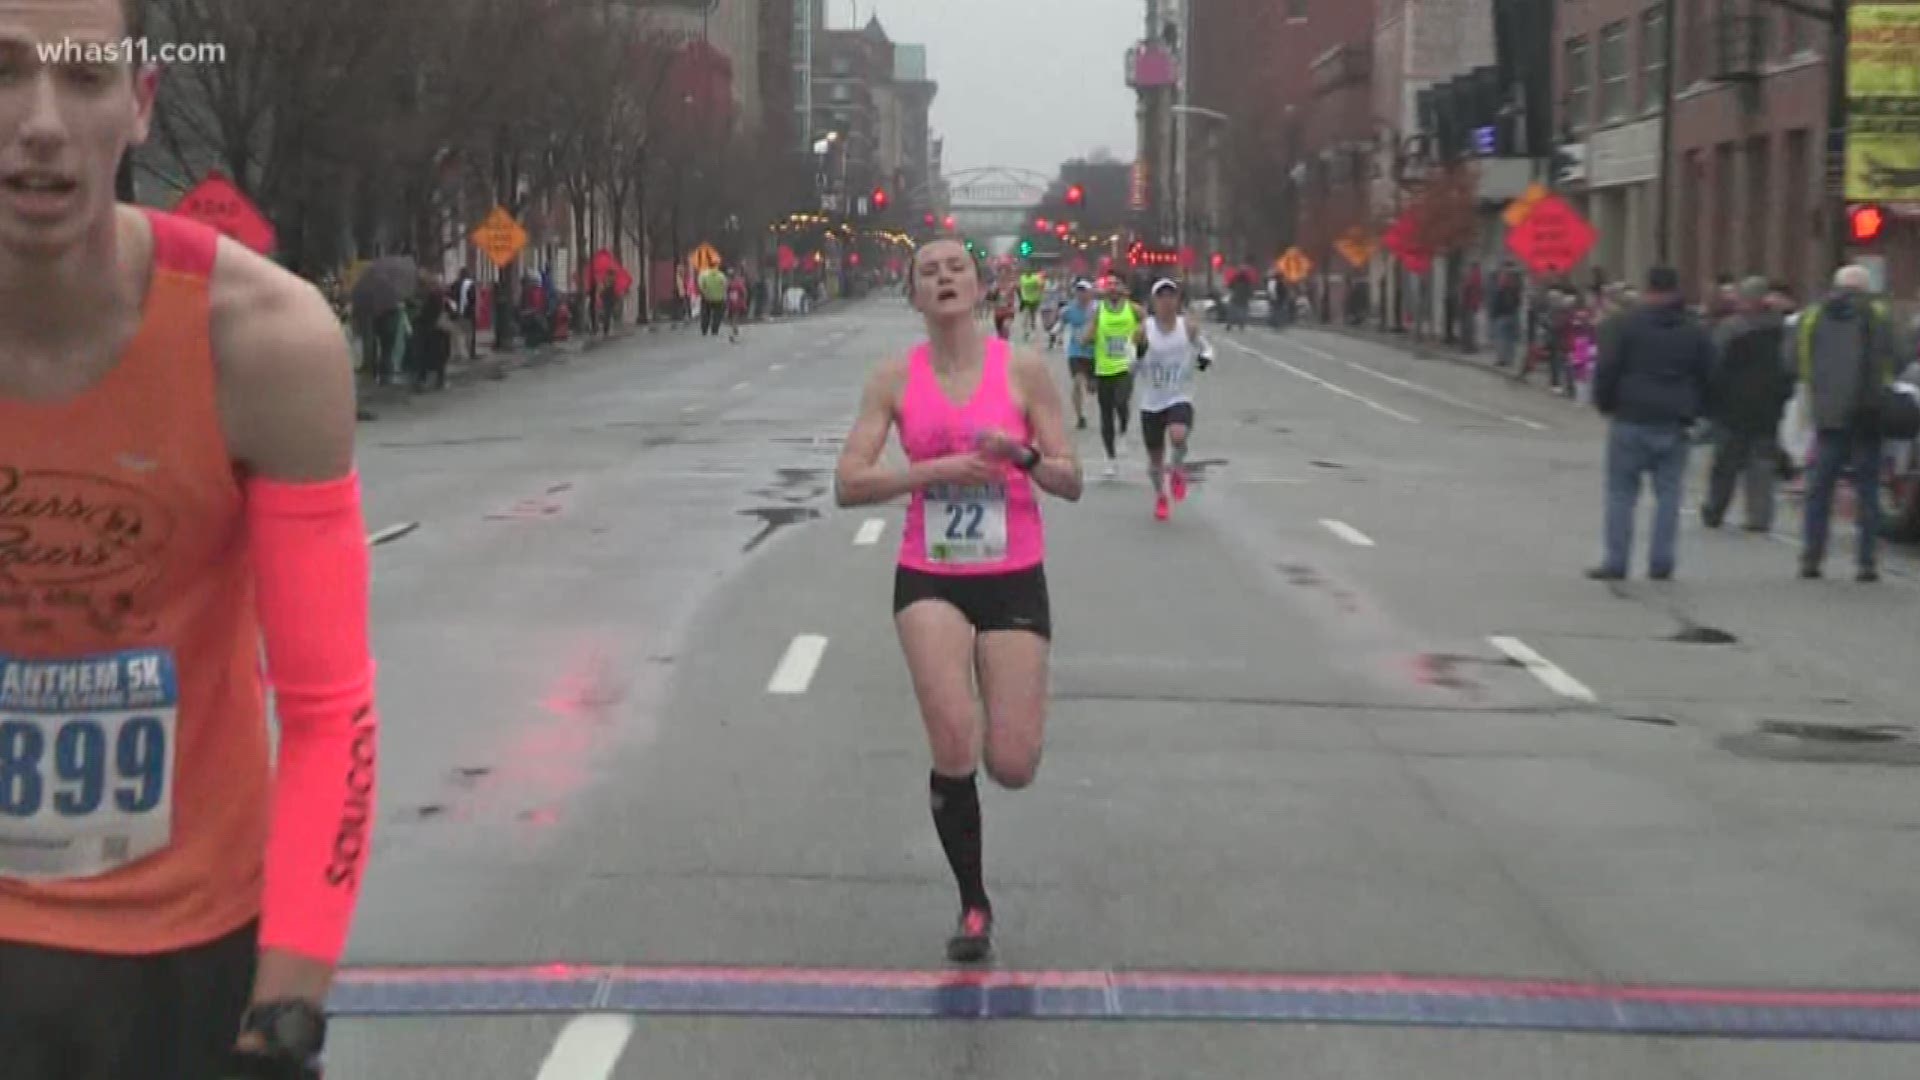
[1056,279,1097,429]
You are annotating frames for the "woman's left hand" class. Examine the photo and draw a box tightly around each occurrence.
[974,429,1027,463]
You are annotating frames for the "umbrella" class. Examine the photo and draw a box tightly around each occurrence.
[351,255,418,321]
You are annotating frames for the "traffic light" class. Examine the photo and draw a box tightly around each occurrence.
[1055,223,1069,238]
[1035,217,1051,231]
[1211,252,1225,269]
[871,187,888,210]
[944,215,957,230]
[924,213,936,227]
[1019,239,1034,257]
[1065,184,1085,207]
[1850,203,1886,243]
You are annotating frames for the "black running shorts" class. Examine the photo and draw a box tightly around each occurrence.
[893,565,1052,638]
[0,921,257,1080]
[1140,402,1196,454]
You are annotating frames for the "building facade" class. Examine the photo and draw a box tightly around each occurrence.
[1554,0,1666,290]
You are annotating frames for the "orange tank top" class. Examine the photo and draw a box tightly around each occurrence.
[0,210,268,955]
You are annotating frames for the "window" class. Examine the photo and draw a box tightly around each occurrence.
[831,84,850,102]
[1564,36,1590,130]
[831,55,849,75]
[1640,6,1667,112]
[1599,21,1629,120]
[1287,0,1307,19]
[1781,8,1806,55]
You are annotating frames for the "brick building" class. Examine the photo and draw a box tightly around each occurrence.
[1562,0,1919,300]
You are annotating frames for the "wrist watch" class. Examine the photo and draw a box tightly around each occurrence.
[1016,444,1040,471]
[238,999,328,1069]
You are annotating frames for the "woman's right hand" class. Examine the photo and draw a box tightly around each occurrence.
[930,452,1001,487]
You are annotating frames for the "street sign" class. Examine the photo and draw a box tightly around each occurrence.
[174,172,276,255]
[1502,182,1548,229]
[1275,246,1314,284]
[689,243,723,271]
[1334,230,1374,269]
[1504,194,1596,276]
[469,206,527,269]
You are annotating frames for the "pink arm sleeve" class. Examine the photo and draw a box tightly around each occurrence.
[245,471,379,964]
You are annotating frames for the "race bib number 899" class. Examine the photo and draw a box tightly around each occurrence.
[0,650,179,881]
[925,483,1009,564]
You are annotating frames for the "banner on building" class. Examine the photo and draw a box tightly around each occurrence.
[1846,4,1920,201]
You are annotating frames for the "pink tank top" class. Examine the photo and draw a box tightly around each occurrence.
[896,338,1045,575]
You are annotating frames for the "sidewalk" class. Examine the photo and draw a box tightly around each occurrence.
[356,325,636,418]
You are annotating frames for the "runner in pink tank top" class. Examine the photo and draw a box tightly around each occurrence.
[835,239,1082,963]
[896,337,1046,575]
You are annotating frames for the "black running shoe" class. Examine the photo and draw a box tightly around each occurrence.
[946,907,993,963]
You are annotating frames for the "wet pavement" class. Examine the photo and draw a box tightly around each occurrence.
[328,304,1920,1078]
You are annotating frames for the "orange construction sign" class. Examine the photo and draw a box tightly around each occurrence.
[1275,246,1314,284]
[1502,182,1549,229]
[470,206,528,269]
[1334,230,1374,270]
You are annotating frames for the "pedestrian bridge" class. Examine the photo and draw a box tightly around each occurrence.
[943,166,1050,242]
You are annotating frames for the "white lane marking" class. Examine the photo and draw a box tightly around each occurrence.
[1334,358,1550,431]
[1488,636,1597,702]
[768,634,829,694]
[366,522,418,546]
[853,518,886,545]
[534,1015,633,1080]
[770,363,786,372]
[732,380,752,392]
[682,404,701,413]
[1227,341,1419,423]
[1320,519,1376,547]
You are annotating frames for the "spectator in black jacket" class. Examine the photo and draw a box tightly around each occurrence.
[1701,276,1791,531]
[1590,267,1717,580]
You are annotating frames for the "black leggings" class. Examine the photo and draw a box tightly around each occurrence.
[0,921,257,1080]
[1096,372,1133,458]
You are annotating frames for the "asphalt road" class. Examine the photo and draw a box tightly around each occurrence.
[326,302,1920,1078]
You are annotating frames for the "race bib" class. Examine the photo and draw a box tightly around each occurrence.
[924,483,1009,564]
[0,650,179,881]
[1146,360,1178,388]
[1104,335,1130,358]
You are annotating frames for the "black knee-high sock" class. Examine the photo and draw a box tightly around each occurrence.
[929,771,989,911]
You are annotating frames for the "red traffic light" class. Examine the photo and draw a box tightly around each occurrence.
[923,213,936,227]
[1850,203,1886,243]
[850,252,862,266]
[944,215,957,230]
[1055,223,1070,238]
[871,188,888,210]
[1035,217,1051,231]
[1065,184,1085,206]
[1211,252,1225,269]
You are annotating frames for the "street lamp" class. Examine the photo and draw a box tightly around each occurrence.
[1173,105,1231,288]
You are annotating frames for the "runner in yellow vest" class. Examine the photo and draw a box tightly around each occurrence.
[1018,271,1045,340]
[697,265,729,338]
[1084,276,1145,478]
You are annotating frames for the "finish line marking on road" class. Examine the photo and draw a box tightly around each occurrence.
[854,519,887,546]
[1489,635,1597,702]
[767,634,828,694]
[1320,519,1376,548]
[534,1015,633,1080]
[328,963,1920,1042]
[1227,341,1419,424]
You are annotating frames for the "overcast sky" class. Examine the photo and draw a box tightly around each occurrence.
[828,0,1140,179]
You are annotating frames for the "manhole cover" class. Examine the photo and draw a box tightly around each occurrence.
[1720,721,1920,765]
[1671,626,1737,645]
[1757,720,1905,743]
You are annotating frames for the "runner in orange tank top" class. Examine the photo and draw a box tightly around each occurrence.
[0,2,379,1077]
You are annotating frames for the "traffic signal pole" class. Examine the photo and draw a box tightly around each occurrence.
[1824,0,1850,273]
[1653,0,1677,263]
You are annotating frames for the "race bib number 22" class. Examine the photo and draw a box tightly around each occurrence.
[925,483,1009,564]
[0,649,179,881]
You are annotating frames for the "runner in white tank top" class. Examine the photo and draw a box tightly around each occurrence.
[1138,279,1213,520]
